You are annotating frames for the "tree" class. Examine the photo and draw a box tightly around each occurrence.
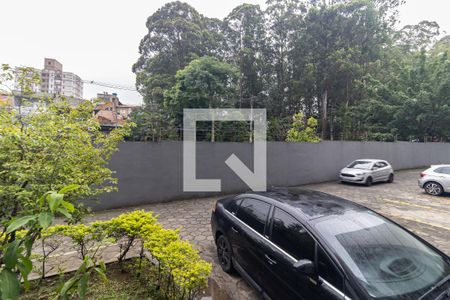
[395,21,440,52]
[0,65,132,223]
[286,112,320,142]
[300,0,390,140]
[132,1,450,142]
[430,35,450,57]
[129,105,177,142]
[164,56,238,141]
[223,4,267,109]
[0,65,128,299]
[265,0,305,118]
[133,1,222,107]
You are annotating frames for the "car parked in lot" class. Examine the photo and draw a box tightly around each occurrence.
[340,159,394,186]
[419,165,450,196]
[211,189,450,300]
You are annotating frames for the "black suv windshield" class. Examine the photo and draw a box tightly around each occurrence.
[315,211,450,299]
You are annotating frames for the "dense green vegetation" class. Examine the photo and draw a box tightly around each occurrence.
[131,0,450,142]
[0,66,133,299]
[21,259,210,300]
[16,211,211,299]
[0,66,210,300]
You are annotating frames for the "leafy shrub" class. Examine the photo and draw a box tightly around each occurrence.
[55,222,110,260]
[0,187,105,300]
[104,210,157,262]
[154,240,212,299]
[12,210,211,300]
[286,113,321,142]
[57,256,107,300]
[36,226,63,280]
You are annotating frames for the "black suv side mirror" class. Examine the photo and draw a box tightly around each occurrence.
[293,259,315,276]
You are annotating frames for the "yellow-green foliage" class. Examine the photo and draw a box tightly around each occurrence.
[55,224,93,244]
[106,210,158,240]
[28,210,212,298]
[142,225,180,256]
[50,223,110,259]
[0,229,28,243]
[155,240,212,292]
[286,113,321,142]
[109,210,212,296]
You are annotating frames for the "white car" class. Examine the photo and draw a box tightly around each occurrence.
[418,165,450,196]
[340,159,394,186]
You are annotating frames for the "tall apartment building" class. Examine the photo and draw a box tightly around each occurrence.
[15,58,83,99]
[40,58,83,98]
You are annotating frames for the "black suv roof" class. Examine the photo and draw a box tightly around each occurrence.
[249,188,366,220]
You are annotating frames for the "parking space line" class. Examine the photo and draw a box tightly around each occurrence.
[387,213,450,232]
[382,198,443,211]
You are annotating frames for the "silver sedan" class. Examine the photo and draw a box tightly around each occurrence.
[340,159,394,186]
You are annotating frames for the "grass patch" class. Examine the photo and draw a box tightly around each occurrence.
[20,258,209,300]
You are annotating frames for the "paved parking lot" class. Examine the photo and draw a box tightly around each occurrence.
[306,168,450,254]
[90,168,450,299]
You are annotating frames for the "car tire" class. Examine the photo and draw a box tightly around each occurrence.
[365,177,373,187]
[424,182,444,196]
[216,234,235,273]
[387,174,394,183]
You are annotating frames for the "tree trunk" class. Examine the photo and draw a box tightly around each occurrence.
[210,104,215,143]
[321,89,328,140]
[249,99,253,143]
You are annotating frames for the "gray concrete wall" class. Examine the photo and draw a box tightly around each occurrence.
[92,141,450,210]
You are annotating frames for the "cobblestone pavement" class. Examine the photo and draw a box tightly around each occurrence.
[306,168,450,254]
[79,168,449,299]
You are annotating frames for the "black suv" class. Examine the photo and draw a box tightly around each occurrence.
[211,189,450,300]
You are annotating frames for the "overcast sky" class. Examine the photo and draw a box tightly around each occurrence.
[1,0,449,105]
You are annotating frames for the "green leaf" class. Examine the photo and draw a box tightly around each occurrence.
[19,256,33,275]
[57,207,72,219]
[6,216,36,234]
[17,257,32,291]
[58,184,80,194]
[22,273,30,291]
[60,200,75,213]
[38,212,54,229]
[77,273,89,298]
[59,276,77,298]
[93,267,108,282]
[6,216,37,233]
[38,192,49,208]
[47,192,64,213]
[99,260,106,272]
[24,237,33,256]
[3,241,20,269]
[0,269,20,300]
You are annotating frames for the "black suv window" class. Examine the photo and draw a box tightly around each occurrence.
[270,207,315,261]
[236,198,270,235]
[317,246,344,291]
[224,198,242,214]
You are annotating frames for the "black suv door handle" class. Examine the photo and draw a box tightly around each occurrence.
[231,226,239,234]
[265,254,277,265]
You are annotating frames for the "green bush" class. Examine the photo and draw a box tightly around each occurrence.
[152,240,211,299]
[104,210,157,262]
[55,223,109,260]
[22,210,212,300]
